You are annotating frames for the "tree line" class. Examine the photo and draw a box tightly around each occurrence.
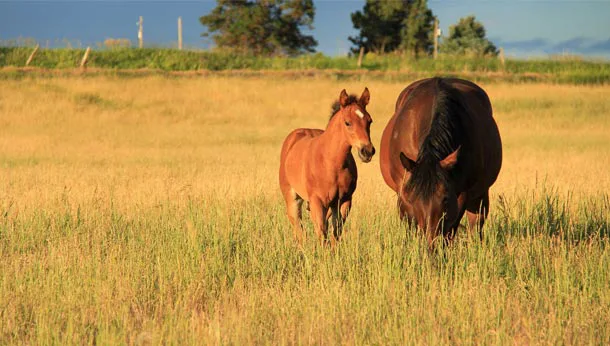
[200,0,498,57]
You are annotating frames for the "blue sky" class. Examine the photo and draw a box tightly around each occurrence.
[1,1,610,58]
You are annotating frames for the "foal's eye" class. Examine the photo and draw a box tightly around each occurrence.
[345,121,352,127]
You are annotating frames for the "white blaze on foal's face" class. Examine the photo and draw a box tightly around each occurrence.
[355,109,364,119]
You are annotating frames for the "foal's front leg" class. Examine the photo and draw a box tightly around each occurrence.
[309,198,330,246]
[330,199,351,242]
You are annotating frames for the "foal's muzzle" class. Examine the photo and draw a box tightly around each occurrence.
[358,145,375,163]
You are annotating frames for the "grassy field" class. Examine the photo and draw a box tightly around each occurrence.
[0,75,609,344]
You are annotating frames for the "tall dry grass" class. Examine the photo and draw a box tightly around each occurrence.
[0,75,608,344]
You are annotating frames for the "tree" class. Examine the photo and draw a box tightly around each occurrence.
[200,0,317,56]
[348,1,409,54]
[349,0,434,57]
[441,16,498,57]
[401,0,435,58]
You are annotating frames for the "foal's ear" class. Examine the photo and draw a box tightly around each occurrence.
[359,87,370,106]
[440,146,460,170]
[399,152,416,172]
[339,89,349,107]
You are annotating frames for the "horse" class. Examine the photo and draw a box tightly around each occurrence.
[279,88,375,247]
[379,77,502,247]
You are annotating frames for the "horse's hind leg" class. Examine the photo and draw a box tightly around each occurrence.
[466,191,489,241]
[283,188,305,245]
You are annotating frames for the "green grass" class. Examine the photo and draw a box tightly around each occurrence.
[2,47,610,84]
[1,191,608,344]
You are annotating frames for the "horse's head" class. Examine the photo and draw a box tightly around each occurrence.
[397,147,461,239]
[336,88,375,163]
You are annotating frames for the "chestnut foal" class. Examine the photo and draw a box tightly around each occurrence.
[279,88,374,246]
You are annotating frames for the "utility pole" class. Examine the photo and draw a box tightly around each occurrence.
[357,47,364,68]
[138,16,143,49]
[178,17,183,50]
[433,18,440,59]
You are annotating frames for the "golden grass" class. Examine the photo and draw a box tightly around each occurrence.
[1,77,609,209]
[0,75,609,344]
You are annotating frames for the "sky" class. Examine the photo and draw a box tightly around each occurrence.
[1,0,610,58]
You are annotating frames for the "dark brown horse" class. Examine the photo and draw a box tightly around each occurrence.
[279,88,374,246]
[380,77,501,246]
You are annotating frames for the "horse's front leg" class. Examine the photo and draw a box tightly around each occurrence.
[309,198,330,247]
[444,192,468,242]
[466,191,489,241]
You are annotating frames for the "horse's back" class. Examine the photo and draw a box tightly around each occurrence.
[446,78,502,189]
[446,78,493,121]
[381,77,501,194]
[281,128,323,155]
[380,78,435,192]
[393,78,435,113]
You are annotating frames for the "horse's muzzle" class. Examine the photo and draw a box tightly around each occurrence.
[358,145,375,163]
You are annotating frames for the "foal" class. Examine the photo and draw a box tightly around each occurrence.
[279,88,375,246]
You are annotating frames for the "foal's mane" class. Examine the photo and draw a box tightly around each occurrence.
[329,94,360,122]
[405,78,466,200]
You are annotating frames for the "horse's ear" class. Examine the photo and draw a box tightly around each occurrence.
[339,89,349,107]
[359,87,370,106]
[399,152,416,172]
[440,146,460,170]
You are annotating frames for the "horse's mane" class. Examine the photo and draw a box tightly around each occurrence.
[406,78,465,200]
[329,94,359,122]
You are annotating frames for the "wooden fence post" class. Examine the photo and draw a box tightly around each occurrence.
[25,44,39,67]
[433,19,439,59]
[357,47,364,68]
[80,47,91,69]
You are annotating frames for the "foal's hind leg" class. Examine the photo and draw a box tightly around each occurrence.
[466,192,490,241]
[283,188,305,245]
